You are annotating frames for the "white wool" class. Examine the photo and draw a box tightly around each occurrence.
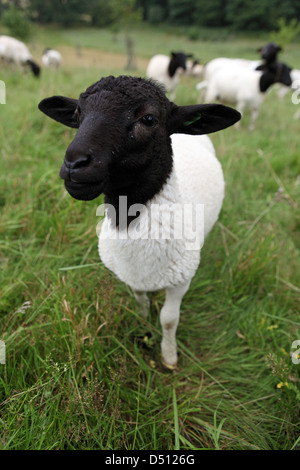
[199,64,274,130]
[203,57,261,81]
[186,60,204,78]
[0,35,32,65]
[98,134,224,292]
[42,49,62,68]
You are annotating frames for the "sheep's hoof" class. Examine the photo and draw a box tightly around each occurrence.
[161,359,178,371]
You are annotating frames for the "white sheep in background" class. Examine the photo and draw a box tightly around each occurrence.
[38,76,240,368]
[42,48,62,69]
[201,43,282,82]
[146,52,192,101]
[0,35,40,77]
[185,59,204,78]
[197,61,292,130]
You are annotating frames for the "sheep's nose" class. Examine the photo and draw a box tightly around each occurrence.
[64,149,91,170]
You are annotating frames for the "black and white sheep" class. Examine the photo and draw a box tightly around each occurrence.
[42,48,62,69]
[197,61,292,130]
[38,76,240,368]
[0,35,40,77]
[146,52,192,101]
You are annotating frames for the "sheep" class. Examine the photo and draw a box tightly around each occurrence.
[38,75,240,368]
[257,42,282,64]
[185,59,204,78]
[197,61,292,130]
[0,35,40,77]
[146,52,192,101]
[42,48,62,69]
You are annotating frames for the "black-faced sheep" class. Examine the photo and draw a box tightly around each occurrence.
[146,52,192,101]
[0,35,40,77]
[197,61,292,130]
[38,76,240,368]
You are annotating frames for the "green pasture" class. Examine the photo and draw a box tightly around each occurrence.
[0,25,300,450]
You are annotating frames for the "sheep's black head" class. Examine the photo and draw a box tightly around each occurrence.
[27,59,40,77]
[257,42,282,64]
[38,75,240,203]
[169,52,192,77]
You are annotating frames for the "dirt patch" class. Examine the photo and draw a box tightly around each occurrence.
[36,44,149,74]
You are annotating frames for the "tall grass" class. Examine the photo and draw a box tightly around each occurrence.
[0,26,299,450]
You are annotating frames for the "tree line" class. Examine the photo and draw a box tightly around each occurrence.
[1,0,300,33]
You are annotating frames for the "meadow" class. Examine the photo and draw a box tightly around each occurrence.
[0,24,300,450]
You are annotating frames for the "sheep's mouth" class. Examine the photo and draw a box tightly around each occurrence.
[64,180,103,201]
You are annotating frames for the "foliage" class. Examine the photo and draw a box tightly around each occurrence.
[1,0,300,31]
[28,0,86,26]
[1,5,31,40]
[270,17,300,47]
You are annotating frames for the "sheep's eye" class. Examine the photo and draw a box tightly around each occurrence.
[141,114,158,127]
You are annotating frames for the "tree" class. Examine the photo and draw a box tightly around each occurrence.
[192,0,228,27]
[1,5,31,40]
[28,0,86,25]
[270,17,300,47]
[109,0,143,70]
[225,0,272,31]
[167,0,195,25]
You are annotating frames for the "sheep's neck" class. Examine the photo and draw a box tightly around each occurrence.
[104,157,173,229]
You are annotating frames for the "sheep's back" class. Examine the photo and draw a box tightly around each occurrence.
[0,35,31,63]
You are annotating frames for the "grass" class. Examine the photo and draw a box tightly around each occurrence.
[0,24,300,450]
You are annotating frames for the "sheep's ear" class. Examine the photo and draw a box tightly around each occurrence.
[168,103,241,135]
[38,96,79,128]
[255,64,266,71]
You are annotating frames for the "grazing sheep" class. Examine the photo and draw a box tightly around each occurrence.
[197,61,292,130]
[42,48,62,69]
[38,76,240,368]
[146,52,192,101]
[0,35,40,77]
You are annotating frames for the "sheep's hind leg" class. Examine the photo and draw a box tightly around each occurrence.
[160,281,190,369]
[133,290,150,318]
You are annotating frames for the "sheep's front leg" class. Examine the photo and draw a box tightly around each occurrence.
[160,281,190,369]
[133,290,150,318]
[249,107,259,131]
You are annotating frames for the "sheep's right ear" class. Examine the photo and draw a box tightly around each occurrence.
[38,96,79,128]
[168,103,241,135]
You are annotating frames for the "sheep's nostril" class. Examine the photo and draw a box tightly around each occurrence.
[64,153,91,170]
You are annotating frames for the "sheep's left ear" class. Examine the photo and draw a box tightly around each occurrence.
[38,96,79,128]
[255,64,266,71]
[168,103,241,135]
